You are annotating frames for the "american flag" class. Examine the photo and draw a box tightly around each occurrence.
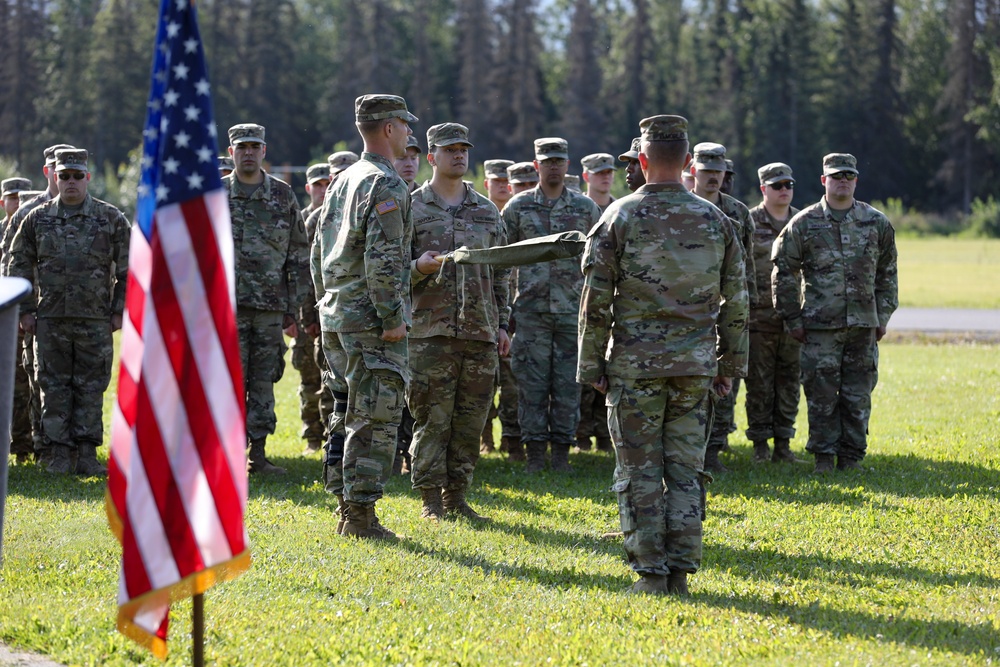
[106,0,250,658]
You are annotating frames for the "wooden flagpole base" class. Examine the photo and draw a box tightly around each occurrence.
[193,593,204,667]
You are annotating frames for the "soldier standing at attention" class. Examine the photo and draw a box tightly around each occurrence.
[9,149,131,476]
[408,123,510,521]
[618,138,646,193]
[690,142,756,472]
[506,162,538,197]
[501,138,600,474]
[225,123,310,475]
[580,153,617,211]
[578,115,748,596]
[314,94,432,540]
[772,153,897,474]
[396,136,423,194]
[745,163,805,464]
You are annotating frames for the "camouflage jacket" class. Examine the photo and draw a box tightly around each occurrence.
[501,185,600,314]
[578,182,749,382]
[311,152,412,333]
[300,205,324,329]
[224,172,309,315]
[410,181,509,342]
[771,198,898,331]
[1,190,52,275]
[8,194,129,319]
[748,203,799,333]
[713,192,757,306]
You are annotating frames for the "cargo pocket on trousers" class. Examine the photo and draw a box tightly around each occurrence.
[611,476,637,534]
[359,372,400,423]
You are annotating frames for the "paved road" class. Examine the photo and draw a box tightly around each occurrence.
[888,307,1000,333]
[0,645,62,667]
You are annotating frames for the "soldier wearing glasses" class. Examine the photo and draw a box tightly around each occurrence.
[771,153,898,474]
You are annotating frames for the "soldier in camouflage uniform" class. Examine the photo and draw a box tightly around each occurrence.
[2,177,35,463]
[772,153,897,474]
[313,94,432,540]
[9,149,130,476]
[563,174,581,193]
[408,123,510,521]
[224,123,310,475]
[745,163,805,464]
[618,138,646,193]
[396,136,422,195]
[506,162,538,196]
[578,115,748,596]
[501,138,600,473]
[721,158,736,197]
[218,156,234,177]
[690,142,756,472]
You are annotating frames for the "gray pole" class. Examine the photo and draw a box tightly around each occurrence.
[0,277,32,567]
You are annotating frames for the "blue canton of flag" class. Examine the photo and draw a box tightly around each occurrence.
[137,0,222,237]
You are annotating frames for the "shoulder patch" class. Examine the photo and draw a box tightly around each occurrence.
[376,199,399,215]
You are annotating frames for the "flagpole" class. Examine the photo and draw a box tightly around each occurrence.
[193,593,204,667]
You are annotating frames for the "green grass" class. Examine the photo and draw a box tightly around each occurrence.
[896,236,1000,308]
[2,341,999,665]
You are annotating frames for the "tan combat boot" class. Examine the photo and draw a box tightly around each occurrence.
[575,435,592,452]
[550,443,574,473]
[704,445,729,473]
[503,436,525,462]
[479,425,495,454]
[813,453,835,474]
[247,439,286,475]
[334,495,348,535]
[45,444,75,475]
[442,488,488,522]
[419,487,444,521]
[631,574,669,596]
[667,571,690,596]
[302,438,323,456]
[771,438,805,464]
[524,441,546,474]
[752,440,770,464]
[341,503,398,541]
[76,444,108,477]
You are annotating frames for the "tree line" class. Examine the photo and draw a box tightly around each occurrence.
[0,0,997,214]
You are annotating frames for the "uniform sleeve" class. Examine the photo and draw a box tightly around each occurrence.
[491,207,511,329]
[284,197,310,318]
[875,216,899,328]
[771,221,804,331]
[365,184,408,330]
[501,199,521,244]
[111,210,131,316]
[576,212,619,384]
[300,207,322,328]
[716,216,749,378]
[739,206,758,307]
[7,212,37,312]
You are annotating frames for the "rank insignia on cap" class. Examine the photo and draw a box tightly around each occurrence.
[376,199,399,215]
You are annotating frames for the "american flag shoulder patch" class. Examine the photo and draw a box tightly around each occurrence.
[376,199,399,215]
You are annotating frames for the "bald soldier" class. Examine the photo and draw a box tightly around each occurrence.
[578,115,748,596]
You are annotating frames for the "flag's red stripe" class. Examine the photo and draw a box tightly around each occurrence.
[117,367,139,428]
[125,272,145,337]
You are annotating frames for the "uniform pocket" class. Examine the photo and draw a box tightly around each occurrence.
[611,476,637,533]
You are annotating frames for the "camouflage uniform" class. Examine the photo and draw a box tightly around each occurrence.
[501,139,600,466]
[578,115,749,582]
[772,154,897,464]
[408,165,509,497]
[746,195,801,446]
[9,188,129,466]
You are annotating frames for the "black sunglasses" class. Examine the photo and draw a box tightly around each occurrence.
[828,172,857,181]
[769,181,794,190]
[58,173,87,181]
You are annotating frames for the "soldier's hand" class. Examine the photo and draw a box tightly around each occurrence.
[591,376,608,394]
[875,325,886,341]
[282,314,298,338]
[306,322,321,339]
[415,251,443,275]
[789,327,807,343]
[381,323,407,342]
[19,313,35,335]
[111,314,123,332]
[712,376,733,398]
[497,328,511,357]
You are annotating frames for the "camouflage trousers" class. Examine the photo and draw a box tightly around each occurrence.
[236,308,285,442]
[336,329,407,505]
[408,337,497,491]
[24,331,44,453]
[321,331,350,495]
[10,328,33,458]
[497,353,520,439]
[34,317,113,450]
[744,330,801,442]
[290,330,325,443]
[800,328,878,461]
[577,384,610,441]
[510,311,580,446]
[608,375,712,576]
[707,378,741,448]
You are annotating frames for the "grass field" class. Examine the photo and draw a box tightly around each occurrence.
[1,341,998,666]
[896,236,1000,309]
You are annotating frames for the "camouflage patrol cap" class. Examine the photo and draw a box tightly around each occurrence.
[328,151,360,174]
[692,142,728,171]
[55,149,89,172]
[18,190,43,204]
[640,115,688,143]
[725,158,735,174]
[618,138,642,162]
[405,135,423,153]
[427,122,474,148]
[758,162,794,185]
[306,163,331,183]
[218,155,234,171]
[355,94,418,123]
[823,153,858,176]
[484,159,514,179]
[1,178,32,197]
[564,174,581,192]
[228,123,266,145]
[44,144,76,166]
[534,137,569,161]
[507,161,539,184]
[581,153,617,173]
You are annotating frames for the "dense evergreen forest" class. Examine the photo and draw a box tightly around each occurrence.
[0,0,998,214]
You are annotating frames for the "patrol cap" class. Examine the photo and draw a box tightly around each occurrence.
[564,174,581,192]
[44,143,76,167]
[618,137,641,162]
[306,163,331,183]
[823,153,858,175]
[218,155,234,171]
[507,161,539,184]
[2,178,33,197]
[692,142,728,171]
[228,123,266,145]
[328,151,360,174]
[18,190,43,204]
[355,94,418,123]
[758,162,794,185]
[427,122,474,148]
[55,149,89,172]
[640,115,688,143]
[581,153,617,173]
[725,158,735,174]
[484,159,514,179]
[405,135,423,153]
[534,137,569,161]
